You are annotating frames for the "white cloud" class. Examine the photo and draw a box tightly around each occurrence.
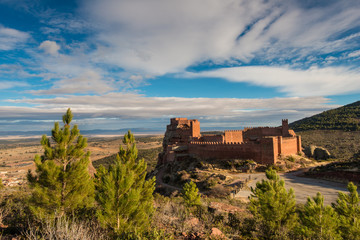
[3,0,358,99]
[81,0,360,75]
[129,75,143,81]
[0,81,28,90]
[39,40,60,55]
[5,93,336,126]
[189,66,360,97]
[30,70,115,95]
[25,43,123,94]
[0,26,30,50]
[84,0,274,74]
[348,50,360,58]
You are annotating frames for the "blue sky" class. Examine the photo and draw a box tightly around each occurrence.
[0,0,360,134]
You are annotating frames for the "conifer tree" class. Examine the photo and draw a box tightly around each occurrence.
[333,182,360,240]
[182,180,201,208]
[96,130,155,236]
[249,168,297,239]
[27,108,94,218]
[299,192,341,240]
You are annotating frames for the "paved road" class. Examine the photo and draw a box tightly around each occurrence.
[234,171,352,205]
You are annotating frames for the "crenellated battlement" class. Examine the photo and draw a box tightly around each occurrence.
[159,118,301,165]
[190,141,245,145]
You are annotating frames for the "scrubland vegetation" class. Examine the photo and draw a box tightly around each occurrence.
[289,101,360,131]
[299,130,360,161]
[1,109,360,239]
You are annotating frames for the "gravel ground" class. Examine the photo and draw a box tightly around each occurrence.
[234,171,353,205]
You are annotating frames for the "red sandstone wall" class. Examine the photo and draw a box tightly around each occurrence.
[282,119,289,136]
[177,118,191,125]
[166,118,199,143]
[202,135,224,142]
[191,120,201,138]
[260,137,277,164]
[171,118,188,125]
[297,136,301,153]
[280,137,299,155]
[162,118,300,165]
[187,136,299,165]
[243,127,282,140]
[189,143,268,162]
[173,128,192,143]
[224,130,243,143]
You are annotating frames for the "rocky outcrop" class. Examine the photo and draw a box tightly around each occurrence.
[211,228,227,239]
[304,145,332,160]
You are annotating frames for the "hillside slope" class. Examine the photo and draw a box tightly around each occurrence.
[289,101,360,131]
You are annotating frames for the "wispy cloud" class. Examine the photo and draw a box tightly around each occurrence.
[5,94,336,126]
[80,0,360,76]
[348,50,360,58]
[3,0,359,98]
[0,0,359,133]
[189,66,360,97]
[29,70,115,95]
[0,25,30,50]
[0,80,28,90]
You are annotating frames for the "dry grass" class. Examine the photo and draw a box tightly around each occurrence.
[23,216,108,240]
[298,130,360,161]
[0,206,7,228]
[152,194,250,238]
[0,135,162,187]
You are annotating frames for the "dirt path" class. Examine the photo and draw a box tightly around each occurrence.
[156,167,182,191]
[154,165,356,205]
[234,171,353,205]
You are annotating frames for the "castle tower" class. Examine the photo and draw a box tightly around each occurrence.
[282,119,289,137]
[190,119,201,138]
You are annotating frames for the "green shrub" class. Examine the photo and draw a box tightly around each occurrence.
[287,156,296,162]
[182,181,201,208]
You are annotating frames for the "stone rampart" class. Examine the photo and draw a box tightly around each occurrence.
[159,118,301,165]
[188,137,278,164]
[188,141,260,161]
[224,130,243,143]
[201,134,224,142]
[280,136,301,155]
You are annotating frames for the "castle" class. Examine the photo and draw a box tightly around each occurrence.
[158,118,302,165]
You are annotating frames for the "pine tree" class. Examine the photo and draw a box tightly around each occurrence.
[182,180,201,208]
[333,182,360,240]
[96,130,155,236]
[299,192,341,240]
[27,108,94,218]
[249,168,297,239]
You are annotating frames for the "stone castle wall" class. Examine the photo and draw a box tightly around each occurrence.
[201,134,224,142]
[159,118,301,165]
[187,138,277,165]
[224,130,243,143]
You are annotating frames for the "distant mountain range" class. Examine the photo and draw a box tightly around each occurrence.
[289,101,360,131]
[3,99,360,137]
[0,126,245,137]
[0,128,163,137]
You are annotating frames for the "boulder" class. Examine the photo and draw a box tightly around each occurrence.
[211,228,227,239]
[185,217,200,226]
[304,145,332,160]
[314,147,331,160]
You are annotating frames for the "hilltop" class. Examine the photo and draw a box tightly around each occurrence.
[289,101,360,131]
